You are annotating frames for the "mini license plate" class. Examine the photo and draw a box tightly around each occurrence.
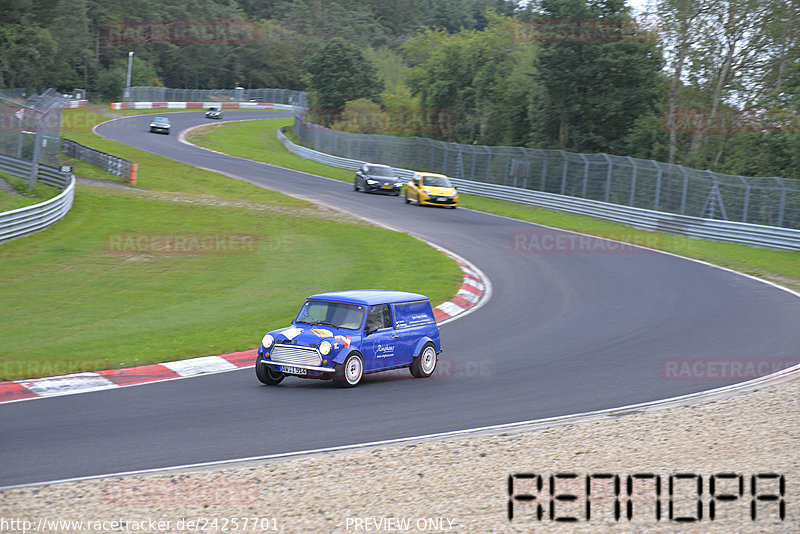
[281,365,307,375]
[382,185,394,189]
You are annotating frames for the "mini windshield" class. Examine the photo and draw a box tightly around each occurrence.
[152,117,169,124]
[420,175,452,188]
[367,166,395,177]
[295,300,365,330]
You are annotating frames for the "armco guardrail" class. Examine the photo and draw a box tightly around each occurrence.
[294,114,800,230]
[0,154,70,189]
[0,157,75,244]
[62,138,133,179]
[278,128,800,251]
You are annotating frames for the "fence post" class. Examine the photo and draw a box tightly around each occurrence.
[28,126,43,192]
[652,160,662,211]
[470,146,477,181]
[603,153,613,203]
[776,177,786,227]
[560,150,568,196]
[541,152,547,191]
[579,153,589,197]
[627,156,637,206]
[739,176,750,223]
[702,170,727,220]
[679,165,689,215]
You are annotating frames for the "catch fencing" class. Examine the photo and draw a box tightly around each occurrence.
[294,115,800,231]
[127,87,307,108]
[0,89,68,174]
[62,138,133,179]
[279,127,800,250]
[0,89,74,243]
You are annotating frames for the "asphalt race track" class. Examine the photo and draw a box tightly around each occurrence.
[2,110,799,487]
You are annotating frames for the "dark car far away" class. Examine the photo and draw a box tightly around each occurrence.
[354,163,403,195]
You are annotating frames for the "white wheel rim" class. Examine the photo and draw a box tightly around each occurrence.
[421,346,436,374]
[346,357,362,384]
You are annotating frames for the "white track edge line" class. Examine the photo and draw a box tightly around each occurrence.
[18,114,787,488]
[4,363,797,490]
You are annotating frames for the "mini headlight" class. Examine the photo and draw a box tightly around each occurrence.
[367,179,378,184]
[422,189,431,195]
[319,340,332,356]
[262,334,274,348]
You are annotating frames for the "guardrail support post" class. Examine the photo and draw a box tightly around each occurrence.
[28,130,43,192]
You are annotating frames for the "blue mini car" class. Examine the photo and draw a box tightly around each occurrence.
[256,290,441,387]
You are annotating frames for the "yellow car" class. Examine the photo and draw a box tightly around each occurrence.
[404,172,459,208]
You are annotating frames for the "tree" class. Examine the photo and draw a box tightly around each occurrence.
[404,14,539,144]
[234,21,305,90]
[655,0,707,164]
[303,37,384,124]
[528,0,663,153]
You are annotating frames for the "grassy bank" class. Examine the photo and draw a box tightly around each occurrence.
[0,110,463,381]
[0,172,61,212]
[186,118,800,292]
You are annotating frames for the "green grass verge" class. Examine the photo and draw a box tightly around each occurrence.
[0,172,61,212]
[186,117,355,182]
[0,109,463,381]
[186,118,800,292]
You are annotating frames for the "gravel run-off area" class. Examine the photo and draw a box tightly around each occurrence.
[1,371,797,533]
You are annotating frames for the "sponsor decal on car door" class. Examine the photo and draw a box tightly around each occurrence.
[363,304,399,371]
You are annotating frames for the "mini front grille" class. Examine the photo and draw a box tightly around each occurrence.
[270,345,322,366]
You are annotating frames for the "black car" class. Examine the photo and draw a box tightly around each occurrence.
[354,164,403,195]
[149,116,171,134]
[205,106,223,119]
